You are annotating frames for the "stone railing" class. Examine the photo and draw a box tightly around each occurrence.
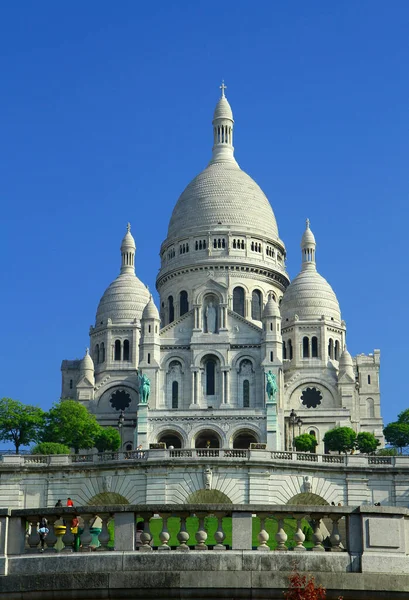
[0,450,404,468]
[3,504,409,559]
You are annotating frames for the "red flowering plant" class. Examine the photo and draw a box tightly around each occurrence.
[284,567,326,600]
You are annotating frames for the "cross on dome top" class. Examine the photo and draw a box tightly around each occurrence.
[306,218,310,229]
[220,81,227,97]
[127,222,131,233]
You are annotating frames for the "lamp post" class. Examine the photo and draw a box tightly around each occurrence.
[289,409,297,450]
[117,410,125,450]
[297,417,303,437]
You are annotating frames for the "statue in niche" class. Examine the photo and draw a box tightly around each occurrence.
[205,301,217,333]
[303,476,312,494]
[265,371,277,402]
[103,475,113,493]
[138,373,150,404]
[204,466,213,490]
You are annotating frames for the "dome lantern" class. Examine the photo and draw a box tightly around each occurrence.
[301,218,316,270]
[120,223,136,274]
[210,81,237,165]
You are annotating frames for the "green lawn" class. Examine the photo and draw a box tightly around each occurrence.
[108,516,314,550]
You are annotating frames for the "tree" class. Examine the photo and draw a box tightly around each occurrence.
[397,409,409,424]
[94,427,121,452]
[0,398,45,454]
[41,399,101,453]
[294,433,318,453]
[383,422,409,454]
[356,432,380,454]
[31,442,71,455]
[323,427,356,454]
[377,447,398,456]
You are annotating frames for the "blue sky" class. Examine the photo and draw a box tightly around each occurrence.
[0,1,407,436]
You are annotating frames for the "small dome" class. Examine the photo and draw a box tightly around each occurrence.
[142,296,160,320]
[213,96,233,121]
[262,295,280,318]
[280,269,341,323]
[81,348,94,371]
[301,219,316,246]
[96,273,150,325]
[121,226,136,250]
[339,347,353,368]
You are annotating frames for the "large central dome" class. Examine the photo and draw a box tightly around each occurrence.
[165,87,280,244]
[167,161,279,240]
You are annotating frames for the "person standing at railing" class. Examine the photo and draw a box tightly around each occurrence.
[55,499,62,507]
[66,497,74,507]
[38,518,49,553]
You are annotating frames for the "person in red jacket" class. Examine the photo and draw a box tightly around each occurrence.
[66,497,74,507]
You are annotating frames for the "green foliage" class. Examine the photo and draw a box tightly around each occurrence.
[31,442,71,455]
[41,399,100,453]
[383,422,409,454]
[356,432,380,454]
[294,433,318,453]
[0,398,45,454]
[323,427,356,454]
[376,447,398,456]
[397,409,409,424]
[94,427,121,453]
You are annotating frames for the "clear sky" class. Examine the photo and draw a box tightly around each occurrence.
[0,1,408,439]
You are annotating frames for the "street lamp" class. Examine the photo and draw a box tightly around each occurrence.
[297,417,303,436]
[289,409,298,450]
[117,410,125,450]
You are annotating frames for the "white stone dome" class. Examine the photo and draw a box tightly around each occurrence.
[81,348,94,371]
[96,273,150,326]
[280,267,341,323]
[167,161,279,240]
[142,296,160,320]
[262,295,280,318]
[213,95,233,121]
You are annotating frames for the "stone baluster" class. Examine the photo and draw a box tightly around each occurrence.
[311,515,325,551]
[213,513,226,550]
[97,515,111,550]
[257,516,270,551]
[139,514,153,552]
[27,518,40,553]
[194,514,208,550]
[177,514,190,551]
[62,521,75,552]
[275,517,288,551]
[45,517,58,552]
[329,516,342,551]
[158,513,171,551]
[80,515,92,552]
[292,515,306,551]
[53,520,66,552]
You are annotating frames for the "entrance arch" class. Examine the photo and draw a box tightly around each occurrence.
[232,429,259,449]
[287,493,329,506]
[195,429,221,448]
[158,431,182,448]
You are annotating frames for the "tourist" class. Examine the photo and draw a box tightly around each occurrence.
[71,516,81,552]
[55,499,62,507]
[135,521,144,547]
[66,497,74,507]
[38,517,49,553]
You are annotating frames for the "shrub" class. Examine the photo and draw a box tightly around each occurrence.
[31,442,71,455]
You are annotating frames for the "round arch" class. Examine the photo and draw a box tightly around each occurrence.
[193,348,226,368]
[162,355,188,373]
[186,489,232,504]
[96,382,139,412]
[155,424,188,447]
[287,493,329,506]
[287,378,339,411]
[88,492,129,505]
[194,428,222,449]
[232,353,257,372]
[230,427,260,449]
[157,429,183,448]
[195,287,225,306]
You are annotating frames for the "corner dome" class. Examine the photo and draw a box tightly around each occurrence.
[81,348,94,371]
[96,274,150,326]
[167,162,279,240]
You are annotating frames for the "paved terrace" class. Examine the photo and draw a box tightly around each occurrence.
[1,504,409,599]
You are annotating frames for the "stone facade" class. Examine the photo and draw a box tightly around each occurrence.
[61,87,384,453]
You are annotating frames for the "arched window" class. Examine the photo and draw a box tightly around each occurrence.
[168,296,174,323]
[303,336,309,358]
[180,291,189,316]
[69,379,73,390]
[206,360,216,395]
[114,340,121,361]
[283,341,287,360]
[251,289,262,320]
[243,380,250,408]
[95,344,100,365]
[328,338,334,359]
[334,340,340,360]
[366,397,375,418]
[311,336,318,358]
[270,351,273,361]
[288,339,293,360]
[123,339,130,361]
[172,381,178,409]
[100,342,105,363]
[233,286,245,317]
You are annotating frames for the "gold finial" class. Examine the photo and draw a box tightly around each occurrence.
[127,222,131,233]
[220,80,227,97]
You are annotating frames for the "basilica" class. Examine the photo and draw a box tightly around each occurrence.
[61,86,384,453]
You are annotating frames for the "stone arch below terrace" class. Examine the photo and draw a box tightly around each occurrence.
[186,489,232,504]
[88,492,129,505]
[287,493,329,506]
